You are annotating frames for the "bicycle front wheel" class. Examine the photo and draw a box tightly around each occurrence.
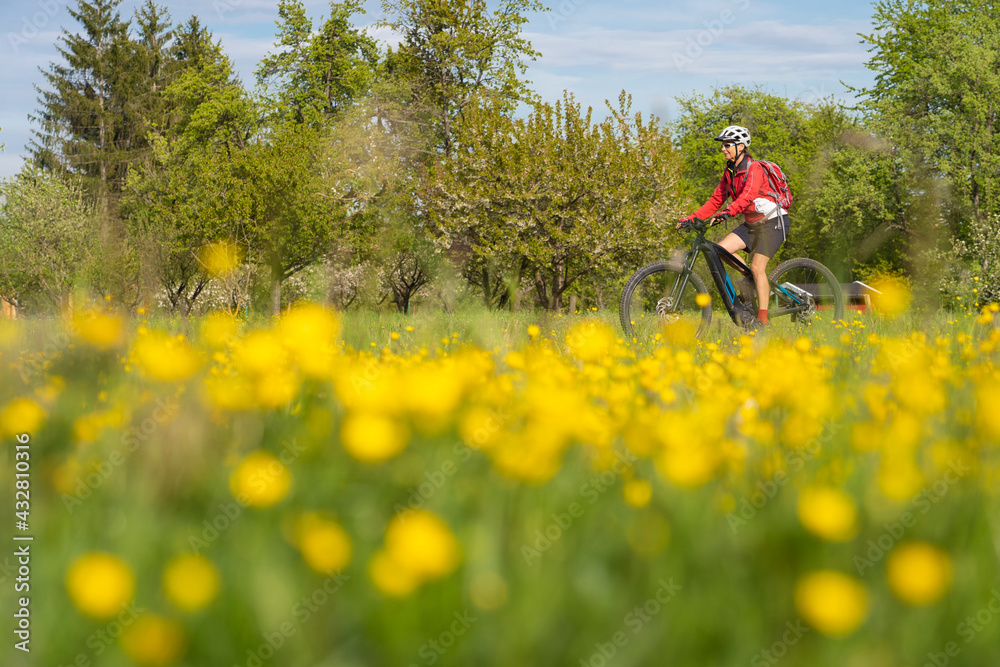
[767,258,844,324]
[619,261,713,341]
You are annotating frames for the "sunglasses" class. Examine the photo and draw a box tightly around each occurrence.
[721,142,738,150]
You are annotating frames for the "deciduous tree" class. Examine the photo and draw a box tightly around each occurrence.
[426,92,683,310]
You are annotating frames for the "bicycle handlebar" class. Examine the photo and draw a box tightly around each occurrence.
[679,217,712,232]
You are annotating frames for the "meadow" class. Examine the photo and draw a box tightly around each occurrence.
[1,299,999,667]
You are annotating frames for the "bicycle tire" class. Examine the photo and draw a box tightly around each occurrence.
[619,261,713,340]
[767,257,844,323]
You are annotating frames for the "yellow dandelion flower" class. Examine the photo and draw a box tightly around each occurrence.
[119,614,186,667]
[234,330,287,376]
[368,549,421,597]
[203,375,255,412]
[66,553,135,619]
[566,320,614,363]
[527,324,541,339]
[797,486,858,542]
[163,554,220,612]
[0,397,46,437]
[384,510,460,580]
[229,451,292,507]
[296,513,352,574]
[200,311,239,349]
[340,412,409,463]
[662,319,697,346]
[887,542,952,606]
[656,445,718,488]
[695,293,711,307]
[279,303,340,377]
[623,479,653,508]
[254,369,300,409]
[870,276,911,318]
[133,332,201,382]
[72,310,124,350]
[459,406,505,450]
[199,241,242,278]
[794,570,868,637]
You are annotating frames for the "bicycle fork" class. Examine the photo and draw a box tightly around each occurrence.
[663,250,701,317]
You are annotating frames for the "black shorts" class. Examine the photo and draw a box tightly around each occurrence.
[732,214,789,259]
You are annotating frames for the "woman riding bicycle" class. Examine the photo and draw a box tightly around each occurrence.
[679,125,789,325]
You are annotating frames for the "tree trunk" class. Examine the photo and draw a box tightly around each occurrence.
[568,294,577,313]
[270,272,282,316]
[482,266,493,308]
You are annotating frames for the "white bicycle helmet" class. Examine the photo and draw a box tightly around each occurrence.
[714,125,751,147]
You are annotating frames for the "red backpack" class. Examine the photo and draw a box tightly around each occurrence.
[756,159,793,209]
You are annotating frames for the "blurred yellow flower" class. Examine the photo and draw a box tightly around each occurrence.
[975,383,1000,439]
[340,412,409,463]
[133,332,201,382]
[657,444,718,488]
[662,319,697,346]
[234,330,286,376]
[797,486,858,542]
[296,513,353,574]
[66,552,135,618]
[229,451,292,507]
[0,319,23,350]
[459,405,505,450]
[120,614,186,667]
[279,303,340,377]
[695,293,711,307]
[163,554,220,612]
[203,375,255,412]
[887,542,952,606]
[870,276,911,318]
[566,320,614,363]
[384,510,460,581]
[368,549,421,597]
[0,397,46,437]
[199,240,242,278]
[73,310,124,350]
[200,311,239,349]
[254,369,300,409]
[794,570,868,637]
[527,324,541,339]
[623,478,653,508]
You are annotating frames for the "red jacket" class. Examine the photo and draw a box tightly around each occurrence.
[694,156,779,224]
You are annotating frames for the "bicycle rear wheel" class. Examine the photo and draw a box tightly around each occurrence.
[766,258,844,324]
[619,261,713,341]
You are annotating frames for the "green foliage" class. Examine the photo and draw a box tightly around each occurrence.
[30,0,176,197]
[380,0,545,156]
[121,43,257,314]
[426,92,684,310]
[256,0,380,128]
[858,0,1000,299]
[0,164,98,311]
[804,135,912,276]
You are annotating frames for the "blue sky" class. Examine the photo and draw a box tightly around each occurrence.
[0,0,880,178]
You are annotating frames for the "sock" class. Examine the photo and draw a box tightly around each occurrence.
[758,309,769,325]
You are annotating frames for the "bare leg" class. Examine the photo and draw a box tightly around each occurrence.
[751,252,771,322]
[718,232,747,257]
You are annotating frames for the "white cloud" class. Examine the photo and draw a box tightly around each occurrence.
[527,18,870,76]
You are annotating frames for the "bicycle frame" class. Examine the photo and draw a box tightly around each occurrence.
[669,221,811,324]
